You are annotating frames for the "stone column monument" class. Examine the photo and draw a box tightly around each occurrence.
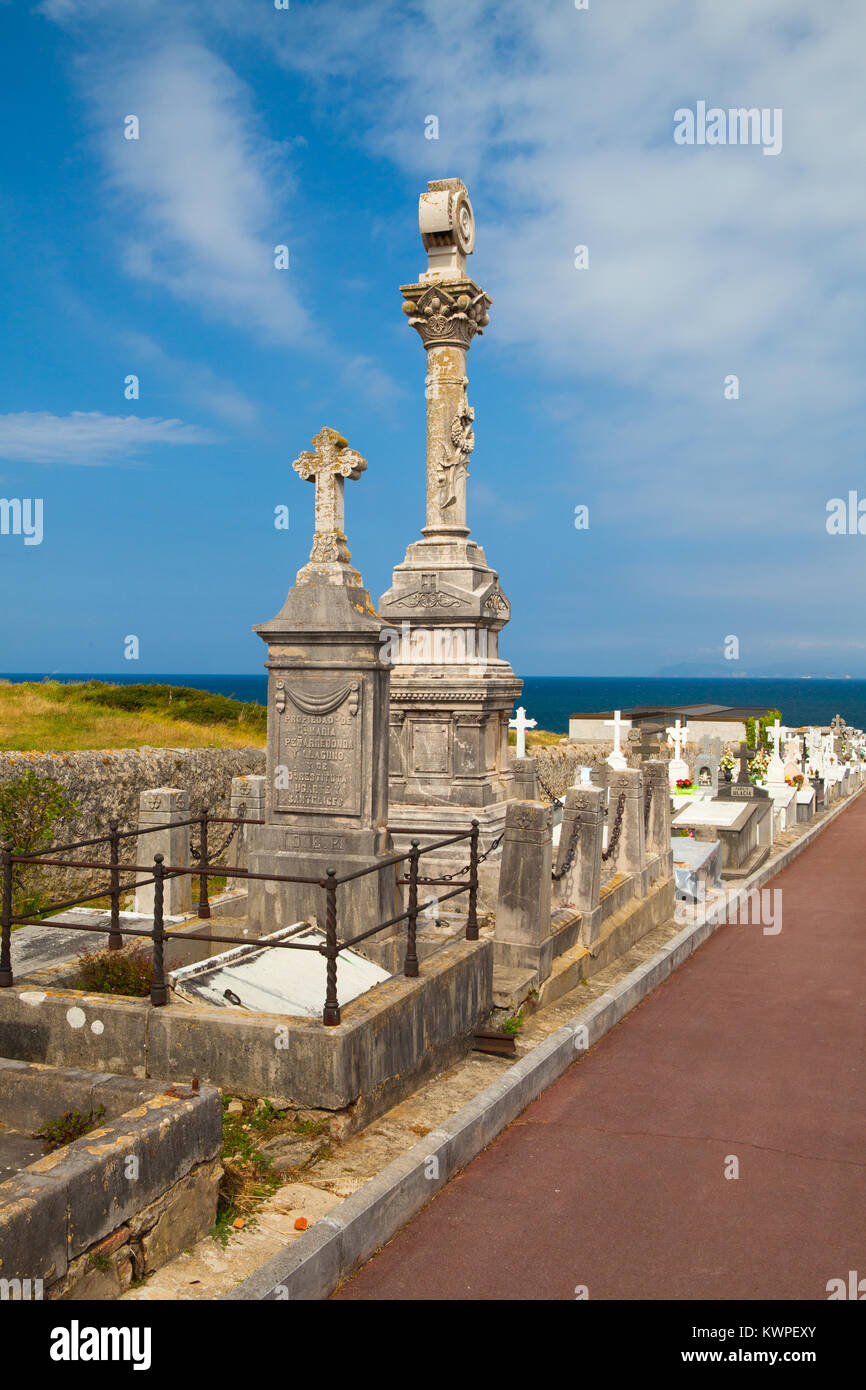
[379,178,522,851]
[246,427,398,935]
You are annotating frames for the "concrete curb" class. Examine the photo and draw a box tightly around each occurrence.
[224,782,865,1301]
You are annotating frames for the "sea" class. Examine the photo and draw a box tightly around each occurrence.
[4,674,865,734]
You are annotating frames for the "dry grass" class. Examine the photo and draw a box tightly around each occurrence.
[0,682,266,752]
[507,727,564,750]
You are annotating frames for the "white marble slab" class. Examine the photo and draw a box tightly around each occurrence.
[170,923,390,1018]
[672,800,753,828]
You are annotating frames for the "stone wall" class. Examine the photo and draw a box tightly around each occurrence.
[0,747,265,901]
[533,742,666,801]
[0,1061,222,1298]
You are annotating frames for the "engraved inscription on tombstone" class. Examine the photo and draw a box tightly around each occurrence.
[275,678,363,816]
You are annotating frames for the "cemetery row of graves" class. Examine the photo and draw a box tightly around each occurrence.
[2,176,863,1300]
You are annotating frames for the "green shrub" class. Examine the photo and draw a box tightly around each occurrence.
[0,769,79,917]
[68,681,266,733]
[38,1105,105,1153]
[76,942,153,997]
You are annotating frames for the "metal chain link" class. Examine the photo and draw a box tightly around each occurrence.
[601,791,626,862]
[536,771,564,808]
[551,815,581,881]
[416,831,505,885]
[190,802,246,865]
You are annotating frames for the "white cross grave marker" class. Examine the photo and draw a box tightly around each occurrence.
[509,705,536,759]
[665,717,690,787]
[604,709,628,770]
[766,717,786,786]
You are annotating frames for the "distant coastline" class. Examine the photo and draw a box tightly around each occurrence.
[3,674,863,736]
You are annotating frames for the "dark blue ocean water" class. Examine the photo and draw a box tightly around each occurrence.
[4,674,865,734]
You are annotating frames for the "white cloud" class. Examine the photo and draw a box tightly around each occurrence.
[0,412,212,465]
[259,0,866,510]
[120,332,258,427]
[92,43,311,347]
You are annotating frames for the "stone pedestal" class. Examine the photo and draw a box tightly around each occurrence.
[494,801,553,981]
[555,784,605,944]
[644,760,673,876]
[227,774,266,877]
[134,788,192,918]
[510,756,538,801]
[246,429,399,940]
[606,768,647,880]
[380,179,522,864]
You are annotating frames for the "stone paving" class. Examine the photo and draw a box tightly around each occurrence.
[122,792,856,1300]
[335,792,866,1300]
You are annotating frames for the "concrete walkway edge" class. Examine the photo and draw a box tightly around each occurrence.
[224,783,866,1301]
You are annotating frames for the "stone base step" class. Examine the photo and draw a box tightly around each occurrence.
[492,966,538,1012]
[721,845,771,881]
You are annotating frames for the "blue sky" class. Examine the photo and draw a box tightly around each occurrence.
[1,0,864,677]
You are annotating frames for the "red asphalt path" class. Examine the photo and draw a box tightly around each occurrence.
[336,796,866,1300]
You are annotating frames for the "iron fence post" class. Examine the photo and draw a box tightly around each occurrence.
[466,818,480,940]
[150,853,168,1006]
[198,806,211,919]
[0,842,13,988]
[404,839,420,978]
[322,868,340,1025]
[108,817,122,950]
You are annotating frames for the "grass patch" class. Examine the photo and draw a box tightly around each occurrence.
[38,1105,106,1153]
[0,679,266,751]
[75,942,153,997]
[212,1098,331,1243]
[507,727,564,750]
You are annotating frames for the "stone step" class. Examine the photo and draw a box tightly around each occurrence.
[492,966,538,1012]
[536,941,592,1009]
[721,844,771,881]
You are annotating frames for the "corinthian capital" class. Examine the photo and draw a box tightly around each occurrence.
[400,279,492,350]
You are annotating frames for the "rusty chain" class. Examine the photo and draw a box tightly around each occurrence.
[535,771,564,808]
[190,802,246,865]
[601,791,626,862]
[416,831,505,885]
[551,814,581,881]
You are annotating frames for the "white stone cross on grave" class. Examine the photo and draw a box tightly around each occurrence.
[666,717,686,762]
[766,718,786,786]
[665,716,690,787]
[509,705,536,759]
[604,709,628,770]
[293,426,368,577]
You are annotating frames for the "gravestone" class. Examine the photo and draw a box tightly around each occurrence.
[509,705,536,759]
[246,427,398,937]
[765,718,786,787]
[692,735,721,795]
[380,178,522,847]
[783,734,803,783]
[716,742,770,802]
[637,718,667,762]
[605,709,628,771]
[666,717,690,786]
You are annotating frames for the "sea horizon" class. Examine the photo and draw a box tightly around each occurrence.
[3,673,863,735]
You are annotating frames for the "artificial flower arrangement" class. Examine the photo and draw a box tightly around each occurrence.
[674,777,694,793]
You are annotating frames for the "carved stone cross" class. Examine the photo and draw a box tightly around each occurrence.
[665,717,686,762]
[736,741,752,784]
[605,709,628,770]
[831,713,846,736]
[509,705,537,759]
[293,427,368,572]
